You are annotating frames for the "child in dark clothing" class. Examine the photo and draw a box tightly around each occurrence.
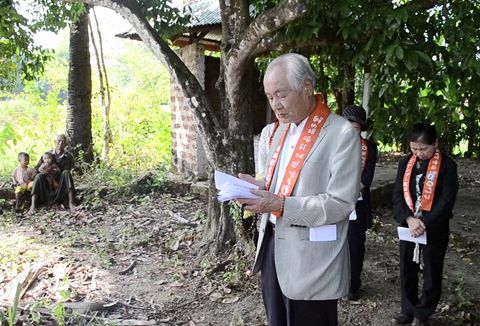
[38,152,61,192]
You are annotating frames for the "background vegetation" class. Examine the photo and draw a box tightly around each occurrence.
[1,0,478,188]
[0,31,172,182]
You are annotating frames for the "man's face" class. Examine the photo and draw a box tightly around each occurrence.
[55,136,66,152]
[263,66,311,124]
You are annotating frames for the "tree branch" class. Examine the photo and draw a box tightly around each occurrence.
[249,0,439,57]
[70,0,223,163]
[220,0,308,121]
[236,0,307,63]
[251,27,338,58]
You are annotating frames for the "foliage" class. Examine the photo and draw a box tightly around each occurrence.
[0,71,68,173]
[9,283,21,325]
[453,276,475,311]
[0,35,171,179]
[93,44,172,170]
[222,252,248,286]
[137,0,191,38]
[0,0,83,90]
[0,282,21,326]
[252,0,480,156]
[365,1,480,155]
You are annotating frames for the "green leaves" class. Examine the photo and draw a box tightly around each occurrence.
[0,1,82,90]
[137,0,190,38]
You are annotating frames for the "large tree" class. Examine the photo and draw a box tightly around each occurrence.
[67,5,94,163]
[70,0,480,253]
[72,0,307,253]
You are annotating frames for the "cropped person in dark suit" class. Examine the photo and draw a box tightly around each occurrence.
[341,105,377,301]
[392,123,459,326]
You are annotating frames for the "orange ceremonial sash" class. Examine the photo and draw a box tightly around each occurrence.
[361,137,368,174]
[402,150,442,213]
[268,121,280,148]
[265,94,331,217]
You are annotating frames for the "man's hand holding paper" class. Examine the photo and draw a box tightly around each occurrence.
[215,170,261,203]
[236,173,284,215]
[238,173,266,190]
[236,189,283,215]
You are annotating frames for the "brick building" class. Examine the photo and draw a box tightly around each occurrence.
[118,0,268,180]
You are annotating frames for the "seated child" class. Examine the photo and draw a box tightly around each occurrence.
[12,152,37,212]
[38,152,61,192]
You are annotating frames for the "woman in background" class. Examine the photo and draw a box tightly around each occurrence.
[341,105,377,301]
[392,123,459,326]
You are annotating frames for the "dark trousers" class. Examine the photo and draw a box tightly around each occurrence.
[31,170,75,205]
[399,230,449,321]
[261,224,338,326]
[347,212,368,292]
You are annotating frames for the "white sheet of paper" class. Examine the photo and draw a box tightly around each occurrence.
[309,225,337,241]
[215,170,258,189]
[397,227,427,245]
[349,210,357,220]
[214,170,259,202]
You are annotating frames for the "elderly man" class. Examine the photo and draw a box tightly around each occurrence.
[29,134,78,214]
[238,53,361,325]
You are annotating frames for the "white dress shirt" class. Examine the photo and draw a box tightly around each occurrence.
[269,118,308,224]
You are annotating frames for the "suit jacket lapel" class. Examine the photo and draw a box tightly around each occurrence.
[304,115,331,162]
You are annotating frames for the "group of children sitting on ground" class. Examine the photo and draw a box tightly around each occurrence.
[11,151,61,215]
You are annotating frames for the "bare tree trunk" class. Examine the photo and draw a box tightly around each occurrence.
[334,61,355,113]
[88,7,112,162]
[362,64,372,117]
[199,21,261,252]
[67,5,94,163]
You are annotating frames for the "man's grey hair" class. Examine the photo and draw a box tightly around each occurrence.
[56,134,68,143]
[264,53,316,93]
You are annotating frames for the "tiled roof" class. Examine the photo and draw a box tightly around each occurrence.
[185,0,255,27]
[116,0,254,49]
[186,0,221,27]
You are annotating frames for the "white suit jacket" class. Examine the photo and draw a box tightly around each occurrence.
[253,112,361,300]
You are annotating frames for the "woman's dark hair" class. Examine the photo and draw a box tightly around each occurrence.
[409,122,437,145]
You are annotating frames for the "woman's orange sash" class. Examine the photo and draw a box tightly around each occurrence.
[361,138,368,174]
[265,95,331,217]
[402,150,442,213]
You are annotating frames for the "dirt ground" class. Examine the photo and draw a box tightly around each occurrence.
[0,158,479,325]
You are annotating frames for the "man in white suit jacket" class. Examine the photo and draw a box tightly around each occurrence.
[238,53,361,326]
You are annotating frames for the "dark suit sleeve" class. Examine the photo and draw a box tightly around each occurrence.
[361,141,377,189]
[392,156,413,225]
[421,157,459,229]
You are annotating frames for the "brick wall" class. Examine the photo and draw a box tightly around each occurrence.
[170,44,267,181]
[170,43,208,180]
